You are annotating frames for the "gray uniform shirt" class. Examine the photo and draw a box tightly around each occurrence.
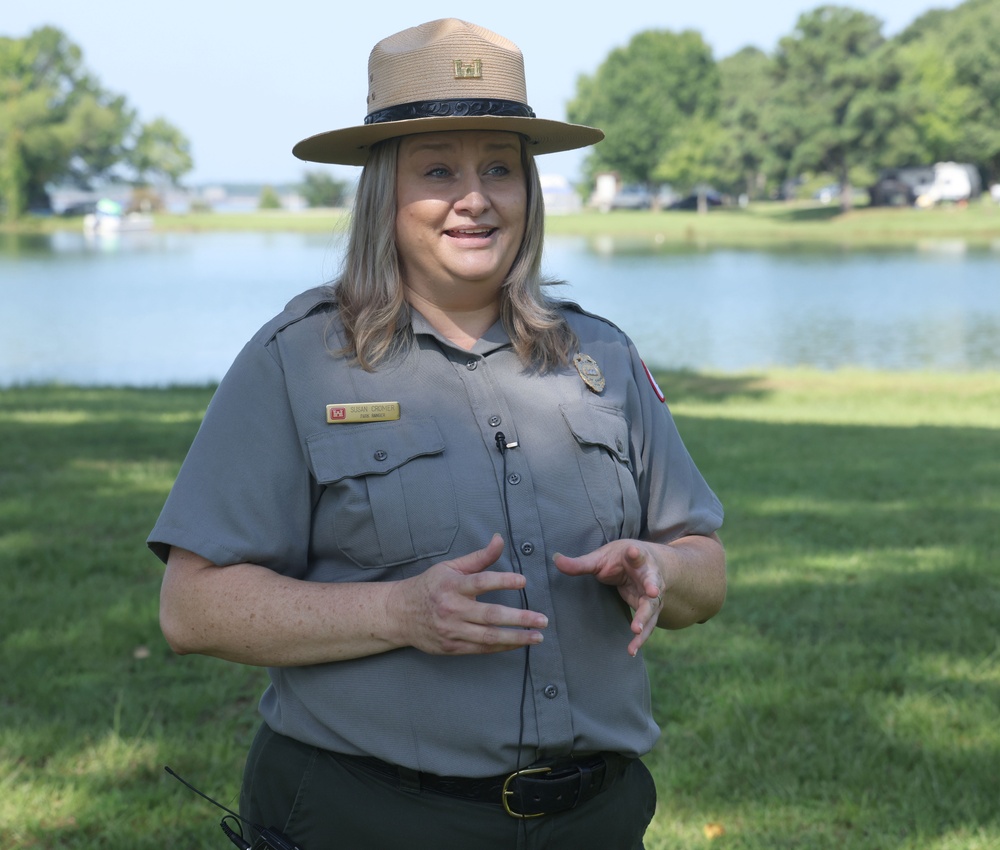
[149,286,723,777]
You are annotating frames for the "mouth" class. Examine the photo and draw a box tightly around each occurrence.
[444,227,498,239]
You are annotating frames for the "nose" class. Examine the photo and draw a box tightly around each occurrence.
[454,176,490,216]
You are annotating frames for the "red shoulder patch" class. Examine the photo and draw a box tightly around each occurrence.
[642,360,665,403]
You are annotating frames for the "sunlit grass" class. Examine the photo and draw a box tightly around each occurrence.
[543,199,1000,248]
[1,371,997,847]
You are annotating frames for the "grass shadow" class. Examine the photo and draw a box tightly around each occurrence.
[766,204,846,223]
[650,369,772,404]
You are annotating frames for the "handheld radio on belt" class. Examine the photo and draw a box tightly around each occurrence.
[164,766,303,850]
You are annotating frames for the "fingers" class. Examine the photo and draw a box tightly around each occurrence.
[445,602,548,654]
[553,542,647,581]
[423,598,546,655]
[551,551,591,576]
[446,535,536,599]
[447,533,505,576]
[627,592,663,657]
[555,540,665,656]
[446,579,549,651]
[398,536,548,655]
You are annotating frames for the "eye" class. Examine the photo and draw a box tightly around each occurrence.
[425,166,451,178]
[486,164,511,177]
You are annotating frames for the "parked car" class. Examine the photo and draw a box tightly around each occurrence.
[870,163,981,207]
[668,189,723,210]
[609,185,652,210]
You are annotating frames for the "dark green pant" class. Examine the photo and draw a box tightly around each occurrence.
[240,724,656,850]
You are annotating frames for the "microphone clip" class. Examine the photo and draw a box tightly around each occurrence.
[494,431,519,454]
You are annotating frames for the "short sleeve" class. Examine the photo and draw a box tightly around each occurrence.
[147,336,315,575]
[628,342,724,543]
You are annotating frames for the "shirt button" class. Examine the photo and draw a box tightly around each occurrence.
[520,542,534,556]
[373,450,388,462]
[507,473,521,485]
[488,415,502,427]
[543,684,559,699]
[466,359,478,371]
[616,438,624,452]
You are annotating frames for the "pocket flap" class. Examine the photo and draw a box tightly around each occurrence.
[560,403,631,465]
[306,418,446,483]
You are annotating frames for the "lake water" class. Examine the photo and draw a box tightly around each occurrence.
[2,229,999,387]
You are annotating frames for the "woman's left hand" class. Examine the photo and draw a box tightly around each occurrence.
[553,534,726,656]
[553,541,664,657]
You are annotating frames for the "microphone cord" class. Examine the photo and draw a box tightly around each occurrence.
[494,432,534,802]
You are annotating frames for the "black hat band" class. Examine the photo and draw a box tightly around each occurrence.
[364,98,536,125]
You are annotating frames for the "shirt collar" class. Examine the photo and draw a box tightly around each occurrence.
[409,307,512,357]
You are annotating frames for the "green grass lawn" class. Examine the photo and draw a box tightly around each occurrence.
[544,199,1000,248]
[1,371,997,848]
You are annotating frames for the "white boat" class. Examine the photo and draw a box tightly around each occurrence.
[83,211,154,234]
[82,198,153,234]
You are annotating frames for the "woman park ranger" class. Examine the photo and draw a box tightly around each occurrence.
[151,18,726,850]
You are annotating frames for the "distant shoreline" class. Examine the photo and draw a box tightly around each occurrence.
[6,200,1000,247]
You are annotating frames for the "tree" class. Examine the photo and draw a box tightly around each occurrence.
[890,39,974,165]
[898,0,1000,182]
[768,6,916,211]
[0,26,192,219]
[129,117,194,186]
[714,48,783,199]
[300,170,348,208]
[653,118,726,212]
[567,29,719,187]
[258,185,282,210]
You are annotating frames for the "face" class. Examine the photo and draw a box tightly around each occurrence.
[395,130,527,311]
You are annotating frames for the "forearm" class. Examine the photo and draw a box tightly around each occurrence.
[160,539,545,665]
[159,547,401,666]
[653,532,727,629]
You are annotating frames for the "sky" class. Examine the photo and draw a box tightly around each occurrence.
[5,0,964,186]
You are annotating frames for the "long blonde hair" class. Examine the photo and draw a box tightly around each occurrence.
[335,135,576,371]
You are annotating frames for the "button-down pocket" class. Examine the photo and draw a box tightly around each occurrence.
[560,402,642,541]
[306,418,458,568]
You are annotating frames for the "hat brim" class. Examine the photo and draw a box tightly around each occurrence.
[292,116,604,166]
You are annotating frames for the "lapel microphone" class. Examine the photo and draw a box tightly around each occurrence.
[495,431,519,453]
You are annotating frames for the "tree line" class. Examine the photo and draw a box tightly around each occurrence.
[4,3,997,221]
[568,0,1000,210]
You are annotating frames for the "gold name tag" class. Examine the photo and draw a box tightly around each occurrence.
[326,402,401,424]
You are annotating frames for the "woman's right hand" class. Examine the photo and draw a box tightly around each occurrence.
[388,534,548,655]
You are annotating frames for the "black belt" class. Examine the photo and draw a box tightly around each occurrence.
[336,751,632,818]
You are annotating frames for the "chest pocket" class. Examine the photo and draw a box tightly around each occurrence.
[560,402,642,542]
[306,418,458,568]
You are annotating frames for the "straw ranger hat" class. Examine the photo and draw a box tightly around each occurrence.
[292,18,604,166]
